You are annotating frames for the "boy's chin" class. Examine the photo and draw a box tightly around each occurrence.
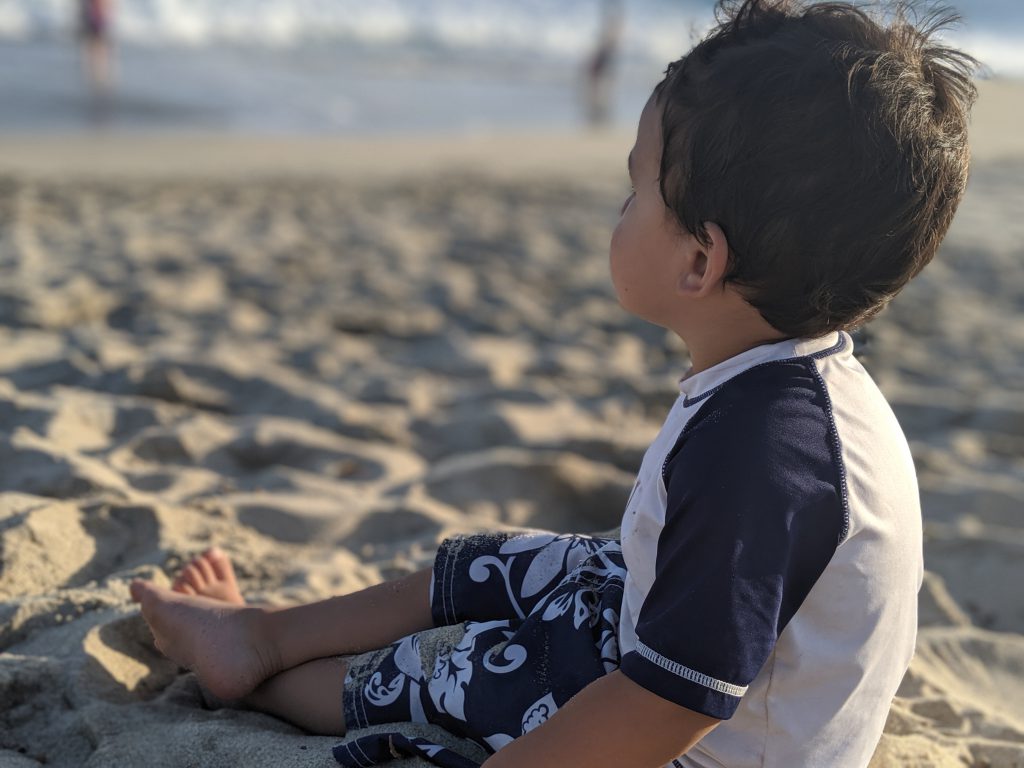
[617,300,673,331]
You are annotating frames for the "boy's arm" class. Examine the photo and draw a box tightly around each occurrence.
[480,670,720,768]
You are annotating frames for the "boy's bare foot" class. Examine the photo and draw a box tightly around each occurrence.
[129,580,281,700]
[171,547,245,606]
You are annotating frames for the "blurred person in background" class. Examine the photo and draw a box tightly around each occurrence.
[78,0,115,101]
[584,0,624,126]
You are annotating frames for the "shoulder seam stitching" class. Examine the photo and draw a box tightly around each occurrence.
[808,363,852,543]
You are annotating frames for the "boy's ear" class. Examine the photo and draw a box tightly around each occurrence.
[676,221,730,298]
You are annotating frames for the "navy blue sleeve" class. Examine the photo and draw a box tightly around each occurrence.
[619,361,847,719]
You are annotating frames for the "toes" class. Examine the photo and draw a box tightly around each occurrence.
[205,547,235,582]
[182,563,206,592]
[194,555,216,585]
[130,579,153,603]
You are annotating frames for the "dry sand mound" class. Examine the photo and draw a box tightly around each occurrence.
[1,146,1023,766]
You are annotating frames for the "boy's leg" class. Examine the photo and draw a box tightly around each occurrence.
[130,532,616,703]
[264,566,435,666]
[241,657,349,736]
[130,566,433,700]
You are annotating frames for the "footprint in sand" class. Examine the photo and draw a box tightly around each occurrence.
[0,501,94,599]
[1,502,161,612]
[0,653,72,763]
[82,614,179,702]
[883,627,1024,764]
[235,503,334,545]
[924,536,1024,633]
[423,448,633,531]
[339,506,443,550]
[0,439,121,499]
[221,433,382,481]
[74,503,162,586]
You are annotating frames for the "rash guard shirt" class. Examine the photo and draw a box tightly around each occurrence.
[617,332,922,768]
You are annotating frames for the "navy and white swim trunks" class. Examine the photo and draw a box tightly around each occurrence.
[334,530,625,767]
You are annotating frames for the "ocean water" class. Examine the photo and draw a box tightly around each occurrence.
[0,0,1018,135]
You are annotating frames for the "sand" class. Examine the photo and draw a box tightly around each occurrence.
[0,79,1022,767]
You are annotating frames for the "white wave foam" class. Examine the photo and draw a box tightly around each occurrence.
[0,0,708,61]
[0,0,1019,77]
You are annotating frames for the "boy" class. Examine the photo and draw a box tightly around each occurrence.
[130,1,977,766]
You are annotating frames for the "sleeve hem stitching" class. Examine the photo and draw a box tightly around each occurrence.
[635,640,748,697]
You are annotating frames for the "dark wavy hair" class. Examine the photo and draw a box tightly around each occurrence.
[654,0,978,337]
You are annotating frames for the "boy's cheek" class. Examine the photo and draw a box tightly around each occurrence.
[619,192,635,216]
[609,223,623,257]
[609,230,632,280]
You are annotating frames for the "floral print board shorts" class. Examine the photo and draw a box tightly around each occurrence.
[333,531,626,767]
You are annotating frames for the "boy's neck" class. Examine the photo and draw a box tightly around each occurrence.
[677,313,789,377]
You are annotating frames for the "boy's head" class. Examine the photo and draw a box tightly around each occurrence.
[612,0,978,339]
